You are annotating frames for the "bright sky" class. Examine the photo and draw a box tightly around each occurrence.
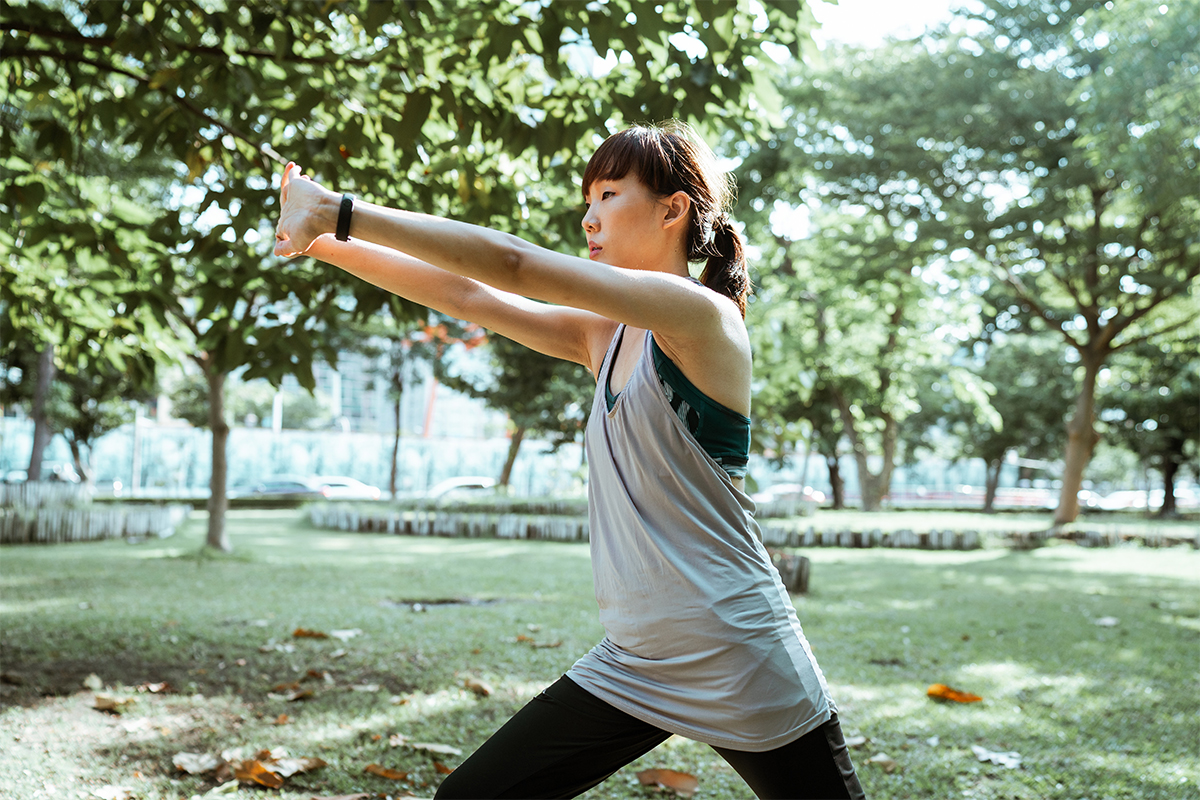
[809,0,964,46]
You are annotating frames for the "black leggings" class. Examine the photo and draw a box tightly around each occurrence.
[434,675,866,800]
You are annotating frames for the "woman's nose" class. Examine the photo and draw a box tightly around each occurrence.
[581,208,598,232]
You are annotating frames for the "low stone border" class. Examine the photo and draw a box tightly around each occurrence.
[0,504,191,545]
[309,504,1197,550]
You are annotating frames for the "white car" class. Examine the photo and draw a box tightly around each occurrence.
[315,476,382,501]
[426,476,497,501]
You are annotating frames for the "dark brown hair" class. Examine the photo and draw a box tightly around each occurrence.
[581,121,749,317]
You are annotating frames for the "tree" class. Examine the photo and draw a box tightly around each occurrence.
[750,0,1200,525]
[444,335,593,489]
[1101,342,1199,516]
[741,202,987,511]
[4,0,815,548]
[903,334,1075,511]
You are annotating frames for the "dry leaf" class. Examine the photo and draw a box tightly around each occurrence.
[866,753,899,773]
[137,681,171,693]
[197,780,239,796]
[971,744,1022,769]
[173,751,222,775]
[271,756,327,777]
[927,683,983,703]
[364,763,410,781]
[274,713,291,725]
[91,786,135,800]
[293,628,329,639]
[1094,616,1119,627]
[83,673,104,691]
[636,768,699,796]
[463,677,493,697]
[410,742,463,757]
[268,688,315,702]
[349,683,381,692]
[434,761,454,774]
[305,669,335,685]
[388,733,410,748]
[93,693,135,713]
[330,628,362,641]
[234,759,284,788]
[844,735,868,748]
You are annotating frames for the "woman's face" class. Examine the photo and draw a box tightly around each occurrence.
[581,175,675,271]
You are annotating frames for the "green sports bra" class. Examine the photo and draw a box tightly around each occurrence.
[605,332,750,479]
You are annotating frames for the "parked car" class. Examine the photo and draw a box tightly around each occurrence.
[751,483,826,504]
[314,476,381,501]
[229,476,323,500]
[426,476,497,502]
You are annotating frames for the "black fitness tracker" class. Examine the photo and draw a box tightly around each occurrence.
[336,192,354,241]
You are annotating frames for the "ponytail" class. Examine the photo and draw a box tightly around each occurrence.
[695,213,751,318]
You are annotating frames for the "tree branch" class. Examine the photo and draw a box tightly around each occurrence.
[1109,318,1199,354]
[6,47,286,168]
[0,22,375,66]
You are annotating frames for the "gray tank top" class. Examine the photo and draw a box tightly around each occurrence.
[567,326,835,752]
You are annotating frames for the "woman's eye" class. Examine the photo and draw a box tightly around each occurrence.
[602,191,614,199]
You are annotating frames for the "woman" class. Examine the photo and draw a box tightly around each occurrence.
[274,121,864,800]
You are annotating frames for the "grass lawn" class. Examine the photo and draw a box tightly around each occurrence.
[1,509,1197,800]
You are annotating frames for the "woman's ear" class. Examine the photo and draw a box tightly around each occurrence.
[661,191,691,230]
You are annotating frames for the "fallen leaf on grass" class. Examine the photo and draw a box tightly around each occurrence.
[1094,616,1119,627]
[293,627,329,638]
[410,741,463,757]
[365,763,410,781]
[434,761,454,774]
[272,756,328,777]
[173,751,222,775]
[865,753,899,773]
[349,683,381,692]
[234,758,285,788]
[927,683,983,703]
[91,786,135,800]
[260,641,297,653]
[388,733,410,748]
[971,744,1022,769]
[274,713,291,725]
[463,677,493,697]
[330,628,362,641]
[136,681,172,694]
[844,735,868,748]
[511,634,563,649]
[636,768,699,796]
[83,673,104,691]
[195,781,239,796]
[306,668,335,684]
[94,693,135,713]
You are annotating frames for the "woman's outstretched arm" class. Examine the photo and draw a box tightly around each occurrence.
[304,235,613,374]
[274,164,732,344]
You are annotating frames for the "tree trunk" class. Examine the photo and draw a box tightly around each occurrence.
[26,343,56,481]
[1053,350,1104,527]
[498,424,526,488]
[1159,455,1180,517]
[67,436,91,484]
[205,366,231,552]
[983,455,1004,513]
[834,391,896,512]
[389,365,404,498]
[390,393,402,498]
[826,453,845,510]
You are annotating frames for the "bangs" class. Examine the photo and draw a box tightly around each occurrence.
[581,126,681,200]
